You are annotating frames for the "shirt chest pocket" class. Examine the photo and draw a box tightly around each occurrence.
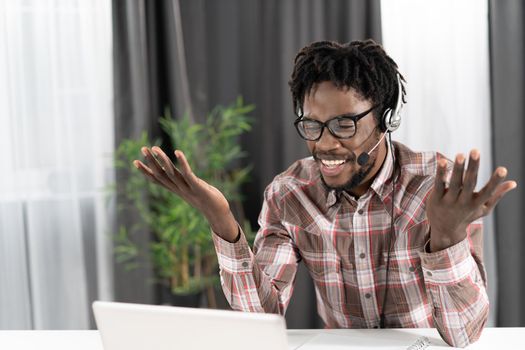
[296,227,347,310]
[306,256,346,310]
[382,249,425,309]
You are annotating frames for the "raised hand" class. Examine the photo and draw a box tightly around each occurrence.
[133,146,239,242]
[426,149,517,252]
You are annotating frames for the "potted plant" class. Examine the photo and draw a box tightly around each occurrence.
[113,97,255,308]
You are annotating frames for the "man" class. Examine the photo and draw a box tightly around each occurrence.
[133,40,516,347]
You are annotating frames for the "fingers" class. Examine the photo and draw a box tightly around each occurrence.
[133,160,163,186]
[151,146,190,190]
[134,147,199,193]
[430,149,517,223]
[141,147,165,175]
[434,158,448,197]
[476,167,510,204]
[481,180,517,216]
[151,146,176,176]
[459,149,480,199]
[175,150,198,188]
[446,154,466,200]
[140,147,176,187]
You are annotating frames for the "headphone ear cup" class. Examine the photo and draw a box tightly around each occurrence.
[387,112,401,132]
[382,107,402,133]
[381,108,392,133]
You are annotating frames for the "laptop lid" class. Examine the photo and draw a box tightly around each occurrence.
[93,301,288,350]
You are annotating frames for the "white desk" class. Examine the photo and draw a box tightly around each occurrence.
[0,328,523,349]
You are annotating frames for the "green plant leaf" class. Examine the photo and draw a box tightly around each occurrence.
[111,98,255,299]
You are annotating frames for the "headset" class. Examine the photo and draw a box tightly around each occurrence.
[357,74,404,166]
[380,73,404,133]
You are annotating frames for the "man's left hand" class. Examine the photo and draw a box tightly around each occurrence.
[426,149,517,252]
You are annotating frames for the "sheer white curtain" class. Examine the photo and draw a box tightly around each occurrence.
[0,0,114,329]
[381,0,496,325]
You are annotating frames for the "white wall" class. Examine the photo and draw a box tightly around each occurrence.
[381,0,496,325]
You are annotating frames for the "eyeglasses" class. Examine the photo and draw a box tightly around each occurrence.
[294,105,377,141]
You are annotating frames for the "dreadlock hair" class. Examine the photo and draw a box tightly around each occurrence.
[289,39,406,123]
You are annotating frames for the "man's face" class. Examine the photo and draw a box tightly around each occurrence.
[302,81,382,192]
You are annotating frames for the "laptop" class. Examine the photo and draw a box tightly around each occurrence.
[93,301,289,350]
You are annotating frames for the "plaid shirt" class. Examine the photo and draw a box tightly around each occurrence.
[212,141,488,348]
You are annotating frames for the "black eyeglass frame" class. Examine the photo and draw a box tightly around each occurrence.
[293,105,378,141]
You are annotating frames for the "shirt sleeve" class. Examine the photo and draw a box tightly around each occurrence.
[419,220,489,348]
[212,182,300,315]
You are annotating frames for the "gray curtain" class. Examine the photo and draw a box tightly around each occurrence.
[489,0,525,326]
[112,0,381,328]
[112,1,164,305]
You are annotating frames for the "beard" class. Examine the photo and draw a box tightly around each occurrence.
[319,155,375,193]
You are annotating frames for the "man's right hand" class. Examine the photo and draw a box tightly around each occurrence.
[133,146,240,242]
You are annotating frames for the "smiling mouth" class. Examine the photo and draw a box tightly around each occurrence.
[320,159,346,167]
[317,158,349,178]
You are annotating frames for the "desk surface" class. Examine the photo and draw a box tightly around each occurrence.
[0,328,523,349]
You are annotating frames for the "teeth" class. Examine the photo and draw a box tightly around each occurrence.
[321,159,345,167]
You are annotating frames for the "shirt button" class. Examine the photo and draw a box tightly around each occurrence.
[409,266,416,272]
[242,262,249,268]
[426,271,432,277]
[359,253,366,259]
[357,209,364,215]
[365,293,371,299]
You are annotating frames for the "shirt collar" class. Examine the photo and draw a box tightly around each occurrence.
[370,140,396,202]
[326,188,338,207]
